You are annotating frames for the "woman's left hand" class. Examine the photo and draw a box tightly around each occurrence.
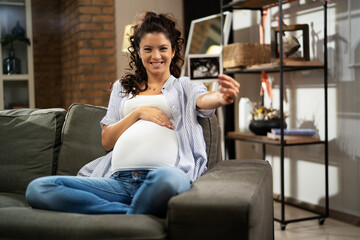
[217,74,240,105]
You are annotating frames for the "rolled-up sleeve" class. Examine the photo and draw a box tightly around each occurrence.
[183,79,215,118]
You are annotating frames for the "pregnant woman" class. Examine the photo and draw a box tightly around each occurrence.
[26,11,240,217]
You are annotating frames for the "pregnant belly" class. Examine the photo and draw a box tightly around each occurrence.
[112,120,179,170]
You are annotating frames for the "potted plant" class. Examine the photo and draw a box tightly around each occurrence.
[249,103,287,136]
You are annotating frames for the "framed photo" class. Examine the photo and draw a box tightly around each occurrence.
[181,11,232,76]
[188,54,222,82]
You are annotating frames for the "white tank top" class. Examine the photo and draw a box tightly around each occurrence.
[111,94,179,173]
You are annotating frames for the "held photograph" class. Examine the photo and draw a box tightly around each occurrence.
[188,54,222,82]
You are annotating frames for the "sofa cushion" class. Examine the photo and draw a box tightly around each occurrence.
[0,193,28,208]
[0,108,66,194]
[57,103,108,176]
[0,207,167,240]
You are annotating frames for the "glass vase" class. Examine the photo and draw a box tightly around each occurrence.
[3,49,21,74]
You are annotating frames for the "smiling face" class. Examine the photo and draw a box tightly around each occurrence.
[138,32,175,81]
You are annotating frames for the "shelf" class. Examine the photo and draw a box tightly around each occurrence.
[223,0,295,10]
[0,0,34,110]
[0,1,25,7]
[1,74,30,80]
[224,60,324,74]
[227,131,323,146]
[221,0,329,230]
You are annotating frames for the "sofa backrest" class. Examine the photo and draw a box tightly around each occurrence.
[0,108,66,194]
[56,103,108,175]
[57,103,222,176]
[198,115,222,169]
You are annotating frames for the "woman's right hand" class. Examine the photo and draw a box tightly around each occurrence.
[137,106,174,130]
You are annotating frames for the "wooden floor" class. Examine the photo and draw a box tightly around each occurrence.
[274,202,360,239]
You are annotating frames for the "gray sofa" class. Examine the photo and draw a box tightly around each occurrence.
[0,103,273,240]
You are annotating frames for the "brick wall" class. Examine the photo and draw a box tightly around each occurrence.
[31,0,63,108]
[32,0,116,109]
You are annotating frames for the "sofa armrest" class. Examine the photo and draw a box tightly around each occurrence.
[167,159,273,240]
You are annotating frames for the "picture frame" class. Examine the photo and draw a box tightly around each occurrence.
[181,11,232,76]
[271,24,310,61]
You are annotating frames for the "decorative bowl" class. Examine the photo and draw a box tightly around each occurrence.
[249,119,287,136]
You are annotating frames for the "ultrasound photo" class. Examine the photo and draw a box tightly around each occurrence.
[188,54,222,82]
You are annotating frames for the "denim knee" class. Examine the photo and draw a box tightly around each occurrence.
[148,167,191,194]
[127,167,191,216]
[26,176,53,209]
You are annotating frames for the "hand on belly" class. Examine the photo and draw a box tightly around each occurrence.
[112,120,179,169]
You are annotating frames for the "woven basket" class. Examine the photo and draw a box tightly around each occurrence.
[223,43,271,68]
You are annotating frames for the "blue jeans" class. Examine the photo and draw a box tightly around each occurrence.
[26,167,191,217]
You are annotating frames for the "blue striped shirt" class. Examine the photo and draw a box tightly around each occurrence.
[77,75,215,182]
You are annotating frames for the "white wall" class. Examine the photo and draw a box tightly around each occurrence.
[115,0,184,79]
[113,0,360,218]
[234,0,360,217]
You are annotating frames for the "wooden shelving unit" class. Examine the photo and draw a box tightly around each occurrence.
[227,132,322,145]
[0,0,34,110]
[221,0,329,230]
[225,60,324,73]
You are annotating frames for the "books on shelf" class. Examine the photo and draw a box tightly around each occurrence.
[266,132,321,143]
[267,128,320,144]
[270,128,316,136]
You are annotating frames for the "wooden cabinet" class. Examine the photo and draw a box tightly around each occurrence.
[220,0,329,230]
[0,0,34,110]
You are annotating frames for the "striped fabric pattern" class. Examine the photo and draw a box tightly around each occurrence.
[77,75,215,182]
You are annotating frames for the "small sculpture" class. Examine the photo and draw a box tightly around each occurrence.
[283,35,300,57]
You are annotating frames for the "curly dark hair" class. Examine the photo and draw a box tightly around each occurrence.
[120,11,184,96]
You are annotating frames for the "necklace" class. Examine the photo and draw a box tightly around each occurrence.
[146,80,166,93]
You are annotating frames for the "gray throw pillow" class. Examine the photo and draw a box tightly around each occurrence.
[0,108,66,194]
